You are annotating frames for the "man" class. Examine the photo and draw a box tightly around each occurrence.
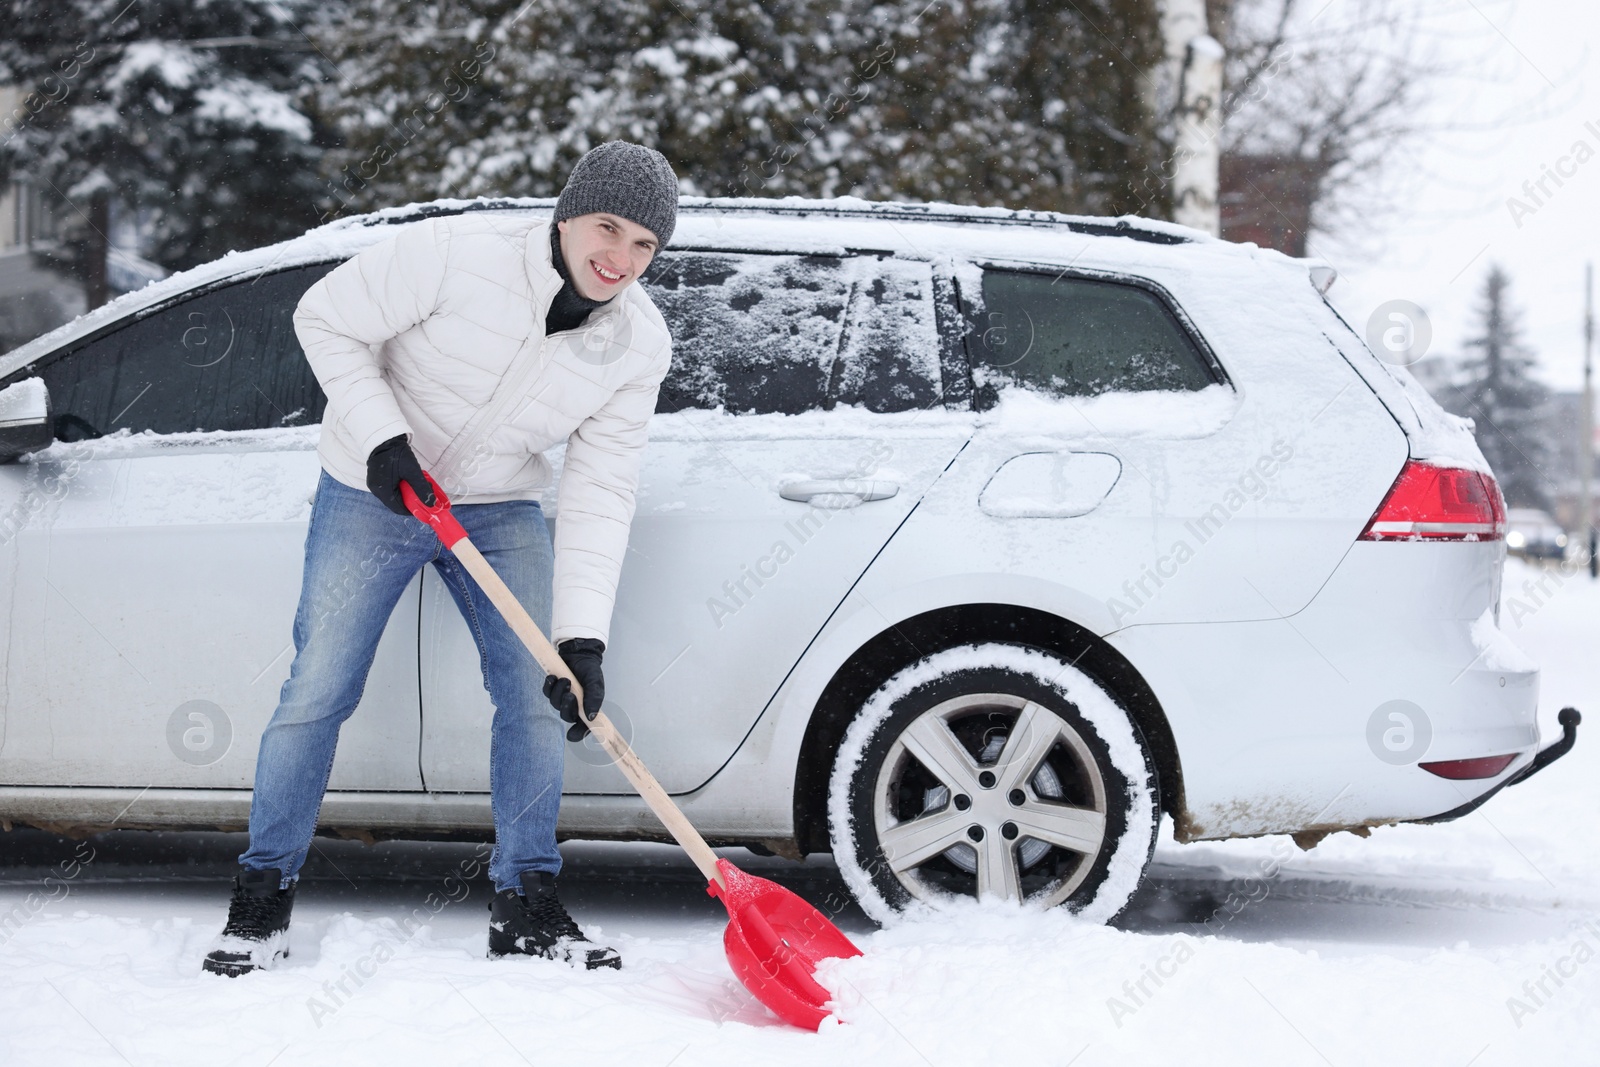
[203,142,677,976]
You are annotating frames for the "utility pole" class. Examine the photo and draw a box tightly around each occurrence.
[1584,263,1595,578]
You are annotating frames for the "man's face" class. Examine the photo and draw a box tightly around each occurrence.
[557,213,659,300]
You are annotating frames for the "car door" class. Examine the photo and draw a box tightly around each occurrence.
[418,249,974,795]
[0,264,427,791]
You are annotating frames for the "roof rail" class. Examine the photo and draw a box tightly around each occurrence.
[348,195,1196,247]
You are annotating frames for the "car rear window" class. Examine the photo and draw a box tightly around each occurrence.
[642,251,941,414]
[31,264,337,440]
[967,269,1218,406]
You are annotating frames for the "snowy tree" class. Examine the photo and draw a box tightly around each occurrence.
[0,0,334,306]
[1455,265,1551,510]
[839,0,1166,216]
[310,0,1166,219]
[302,0,508,221]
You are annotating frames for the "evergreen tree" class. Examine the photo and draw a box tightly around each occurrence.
[310,0,1167,219]
[304,0,516,221]
[1456,265,1551,510]
[0,0,334,304]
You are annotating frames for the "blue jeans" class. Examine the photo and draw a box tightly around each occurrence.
[240,470,563,892]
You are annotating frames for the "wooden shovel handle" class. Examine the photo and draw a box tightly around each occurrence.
[401,475,726,889]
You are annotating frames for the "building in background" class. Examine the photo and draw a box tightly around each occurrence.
[0,85,165,355]
[1219,154,1320,256]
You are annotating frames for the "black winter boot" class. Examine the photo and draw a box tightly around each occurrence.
[488,871,621,970]
[202,867,296,976]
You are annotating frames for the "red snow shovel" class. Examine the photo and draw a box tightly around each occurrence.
[401,474,862,1030]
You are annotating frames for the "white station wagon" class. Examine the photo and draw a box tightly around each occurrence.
[0,197,1578,923]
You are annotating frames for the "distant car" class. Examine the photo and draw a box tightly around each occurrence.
[0,196,1579,925]
[1505,508,1569,561]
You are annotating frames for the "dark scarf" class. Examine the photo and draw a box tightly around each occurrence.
[545,224,614,335]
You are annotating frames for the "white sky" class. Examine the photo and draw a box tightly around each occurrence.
[1318,0,1598,392]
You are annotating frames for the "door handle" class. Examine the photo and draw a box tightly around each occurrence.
[779,479,899,504]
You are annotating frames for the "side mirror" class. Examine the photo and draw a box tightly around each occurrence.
[0,378,54,462]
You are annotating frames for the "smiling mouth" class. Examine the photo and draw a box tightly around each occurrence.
[590,261,625,285]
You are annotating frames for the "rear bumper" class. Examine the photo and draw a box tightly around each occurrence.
[1113,540,1544,840]
[1418,706,1582,824]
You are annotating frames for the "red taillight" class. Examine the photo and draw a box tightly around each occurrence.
[1359,461,1507,542]
[1419,753,1518,780]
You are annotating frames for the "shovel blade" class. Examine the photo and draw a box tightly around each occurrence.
[708,858,862,1030]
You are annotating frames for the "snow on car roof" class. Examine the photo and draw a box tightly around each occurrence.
[323,193,1213,245]
[0,194,1264,384]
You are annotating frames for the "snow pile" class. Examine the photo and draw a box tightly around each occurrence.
[978,381,1238,439]
[647,405,972,443]
[3,866,1594,1065]
[26,425,322,463]
[0,568,1595,1064]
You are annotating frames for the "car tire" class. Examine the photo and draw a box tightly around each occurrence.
[827,642,1158,924]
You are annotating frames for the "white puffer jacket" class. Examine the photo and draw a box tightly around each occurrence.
[293,212,672,645]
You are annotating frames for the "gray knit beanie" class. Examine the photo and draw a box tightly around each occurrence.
[553,141,679,247]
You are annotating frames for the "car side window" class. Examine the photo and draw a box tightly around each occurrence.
[832,256,942,413]
[966,268,1219,408]
[641,252,941,415]
[26,263,338,441]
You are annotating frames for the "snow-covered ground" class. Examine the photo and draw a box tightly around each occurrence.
[1,556,1594,1066]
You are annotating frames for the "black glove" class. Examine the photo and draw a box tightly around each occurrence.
[366,434,434,517]
[543,638,605,741]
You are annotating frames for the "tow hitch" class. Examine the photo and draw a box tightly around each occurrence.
[1510,706,1582,787]
[1420,707,1580,824]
